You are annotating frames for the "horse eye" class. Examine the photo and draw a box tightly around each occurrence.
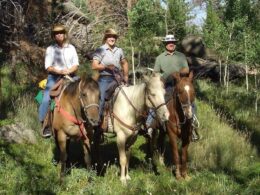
[150,93,156,97]
[81,93,86,97]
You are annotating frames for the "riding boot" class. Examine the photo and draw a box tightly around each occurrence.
[41,110,52,138]
[191,112,200,142]
[191,127,200,142]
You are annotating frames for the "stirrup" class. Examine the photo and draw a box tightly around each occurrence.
[192,114,200,129]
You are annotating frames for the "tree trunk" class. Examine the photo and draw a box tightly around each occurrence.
[130,37,135,85]
[218,58,222,84]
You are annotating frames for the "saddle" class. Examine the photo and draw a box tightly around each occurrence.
[100,86,122,132]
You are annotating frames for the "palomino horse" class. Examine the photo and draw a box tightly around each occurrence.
[52,75,100,182]
[148,69,195,180]
[106,72,169,184]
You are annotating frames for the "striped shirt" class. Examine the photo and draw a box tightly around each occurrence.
[93,44,125,76]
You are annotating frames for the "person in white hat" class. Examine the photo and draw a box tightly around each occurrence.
[146,34,200,141]
[154,34,188,84]
[39,24,79,138]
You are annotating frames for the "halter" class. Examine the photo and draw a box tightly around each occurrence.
[112,83,166,131]
[175,90,193,125]
[78,80,99,120]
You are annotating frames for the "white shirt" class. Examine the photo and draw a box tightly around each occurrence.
[45,43,79,70]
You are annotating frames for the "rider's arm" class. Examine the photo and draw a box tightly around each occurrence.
[91,59,106,71]
[46,66,67,75]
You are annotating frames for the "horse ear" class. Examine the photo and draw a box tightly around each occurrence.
[142,74,149,83]
[172,72,180,82]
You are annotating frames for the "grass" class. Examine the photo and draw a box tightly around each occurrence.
[196,79,260,154]
[0,91,259,194]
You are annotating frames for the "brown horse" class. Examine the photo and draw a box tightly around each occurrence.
[52,76,100,182]
[147,69,195,180]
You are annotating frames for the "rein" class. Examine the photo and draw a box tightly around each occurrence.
[111,84,165,131]
[55,97,87,140]
[118,85,147,117]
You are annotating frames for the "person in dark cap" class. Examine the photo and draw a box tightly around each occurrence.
[39,24,79,138]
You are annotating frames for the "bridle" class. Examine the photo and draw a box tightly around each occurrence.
[78,80,99,121]
[111,83,167,131]
[175,89,193,125]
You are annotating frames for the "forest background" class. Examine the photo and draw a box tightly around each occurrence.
[0,0,259,194]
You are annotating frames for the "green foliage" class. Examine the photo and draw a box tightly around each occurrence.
[203,0,228,56]
[167,0,191,39]
[196,79,260,153]
[0,63,33,119]
[203,0,260,65]
[129,0,163,39]
[72,0,88,13]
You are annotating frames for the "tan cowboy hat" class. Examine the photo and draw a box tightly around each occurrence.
[51,24,68,40]
[162,34,178,43]
[103,28,118,43]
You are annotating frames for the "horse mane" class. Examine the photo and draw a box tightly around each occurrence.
[64,75,98,95]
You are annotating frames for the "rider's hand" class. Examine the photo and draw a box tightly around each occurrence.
[106,64,115,71]
[60,69,70,75]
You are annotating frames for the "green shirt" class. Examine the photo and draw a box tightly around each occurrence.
[154,51,188,84]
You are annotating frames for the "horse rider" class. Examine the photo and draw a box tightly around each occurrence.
[91,28,129,126]
[39,24,79,138]
[146,34,200,141]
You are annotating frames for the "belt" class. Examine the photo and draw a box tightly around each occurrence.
[100,75,113,77]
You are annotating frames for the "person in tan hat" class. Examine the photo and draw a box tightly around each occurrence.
[91,28,129,126]
[39,24,79,138]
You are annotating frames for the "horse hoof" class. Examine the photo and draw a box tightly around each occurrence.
[126,175,131,180]
[120,177,127,185]
[176,175,182,180]
[183,174,191,181]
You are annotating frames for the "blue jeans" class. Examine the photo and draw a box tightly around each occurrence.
[38,74,61,122]
[98,76,115,122]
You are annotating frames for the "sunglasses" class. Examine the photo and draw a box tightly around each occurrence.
[53,30,66,35]
[106,35,117,39]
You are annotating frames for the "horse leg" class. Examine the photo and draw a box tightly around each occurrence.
[181,142,190,180]
[145,128,160,175]
[57,131,67,183]
[167,127,182,180]
[116,132,127,184]
[157,126,166,165]
[83,138,92,169]
[124,134,137,180]
[125,146,131,180]
[181,124,191,180]
[92,127,103,175]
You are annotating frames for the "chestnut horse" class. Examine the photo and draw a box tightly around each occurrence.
[106,72,169,184]
[148,70,195,180]
[52,76,100,182]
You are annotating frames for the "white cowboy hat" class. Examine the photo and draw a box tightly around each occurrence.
[162,35,178,43]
